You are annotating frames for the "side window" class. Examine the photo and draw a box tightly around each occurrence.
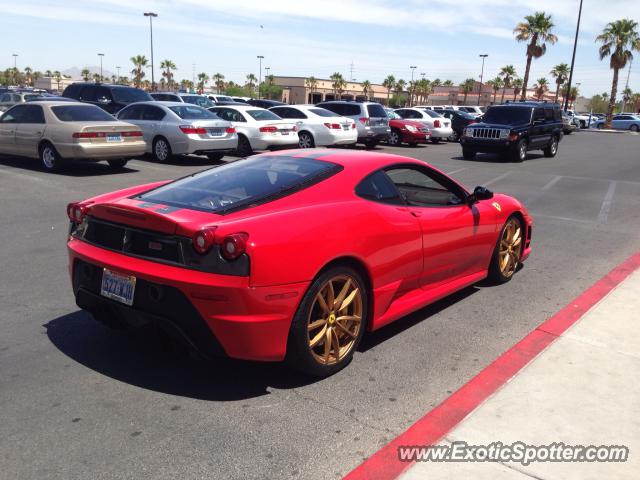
[324,104,343,115]
[78,86,96,101]
[21,105,45,124]
[386,166,465,207]
[395,109,409,118]
[355,170,402,204]
[533,108,545,122]
[95,87,113,104]
[0,106,25,123]
[231,110,246,122]
[553,109,562,121]
[0,94,10,102]
[544,108,555,121]
[288,108,307,119]
[270,107,286,118]
[211,108,228,121]
[142,106,166,121]
[118,105,141,120]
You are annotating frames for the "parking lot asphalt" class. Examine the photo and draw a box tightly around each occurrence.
[1,132,639,479]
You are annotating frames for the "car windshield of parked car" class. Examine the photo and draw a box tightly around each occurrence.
[23,94,40,101]
[51,105,118,122]
[247,109,281,121]
[308,108,340,118]
[111,88,152,104]
[137,155,341,214]
[483,107,532,124]
[182,96,215,108]
[386,110,402,120]
[423,110,442,118]
[457,111,476,119]
[169,105,218,120]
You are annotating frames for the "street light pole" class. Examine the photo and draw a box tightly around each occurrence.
[144,12,158,91]
[257,55,264,99]
[409,66,417,106]
[12,54,18,85]
[564,0,583,111]
[622,58,633,112]
[98,53,104,81]
[116,66,121,84]
[479,54,488,105]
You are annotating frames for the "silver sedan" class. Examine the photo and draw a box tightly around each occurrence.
[116,101,237,162]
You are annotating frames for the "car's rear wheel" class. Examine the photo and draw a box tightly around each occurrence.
[287,266,367,377]
[108,159,128,170]
[631,125,639,132]
[39,142,65,173]
[387,129,401,146]
[488,216,524,284]
[512,139,527,162]
[152,137,172,163]
[543,136,559,157]
[236,135,253,157]
[364,139,378,149]
[298,131,315,148]
[431,137,441,144]
[206,152,225,162]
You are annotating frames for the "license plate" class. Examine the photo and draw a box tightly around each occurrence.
[100,268,136,306]
[280,130,290,135]
[208,128,224,136]
[342,124,350,130]
[106,134,122,142]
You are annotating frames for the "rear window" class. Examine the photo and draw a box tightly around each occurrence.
[423,110,442,118]
[24,94,40,101]
[308,108,338,118]
[51,105,117,122]
[247,109,281,121]
[111,88,152,104]
[366,104,387,118]
[169,105,217,120]
[482,106,533,125]
[181,96,215,108]
[137,155,342,214]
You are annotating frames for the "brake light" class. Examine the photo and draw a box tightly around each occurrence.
[122,131,143,137]
[292,125,298,132]
[72,132,106,138]
[259,126,278,133]
[222,233,249,261]
[66,202,88,223]
[179,125,207,135]
[352,122,356,129]
[323,123,341,129]
[192,227,217,255]
[434,120,441,128]
[226,127,236,134]
[359,117,370,126]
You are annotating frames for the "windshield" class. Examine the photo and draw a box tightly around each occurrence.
[423,110,442,118]
[309,108,339,118]
[51,105,117,122]
[181,95,215,108]
[247,109,281,121]
[111,88,152,103]
[386,110,401,120]
[137,155,341,214]
[483,106,532,124]
[216,95,233,102]
[457,111,476,119]
[169,105,218,120]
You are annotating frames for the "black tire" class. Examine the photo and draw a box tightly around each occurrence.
[206,152,225,162]
[298,131,315,148]
[286,266,368,377]
[152,137,172,163]
[488,215,524,284]
[364,139,378,149]
[236,135,253,157]
[107,159,128,170]
[630,125,639,132]
[579,120,586,129]
[512,139,527,162]
[543,136,559,157]
[597,123,604,129]
[431,137,441,144]
[462,148,476,160]
[387,129,402,146]
[39,142,65,173]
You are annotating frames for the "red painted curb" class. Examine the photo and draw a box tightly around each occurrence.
[344,250,640,480]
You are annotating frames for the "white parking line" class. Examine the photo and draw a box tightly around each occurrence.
[483,171,512,187]
[597,181,617,224]
[445,167,467,175]
[0,166,66,189]
[530,213,596,225]
[524,175,562,207]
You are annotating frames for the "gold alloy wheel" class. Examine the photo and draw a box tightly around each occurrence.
[307,275,363,366]
[499,218,523,278]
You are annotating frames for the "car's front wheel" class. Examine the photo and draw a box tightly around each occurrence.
[39,142,65,172]
[236,135,253,157]
[543,136,559,157]
[364,139,378,149]
[287,266,367,377]
[512,139,527,162]
[431,137,441,144]
[488,216,524,284]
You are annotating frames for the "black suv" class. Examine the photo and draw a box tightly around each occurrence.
[62,83,152,114]
[460,101,563,162]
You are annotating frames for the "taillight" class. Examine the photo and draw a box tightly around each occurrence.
[352,122,356,129]
[226,127,236,134]
[292,125,298,132]
[72,132,106,138]
[179,125,207,135]
[323,123,341,129]
[359,117,370,126]
[122,131,143,137]
[259,126,278,133]
[221,233,249,261]
[433,120,441,128]
[66,202,88,222]
[192,227,217,255]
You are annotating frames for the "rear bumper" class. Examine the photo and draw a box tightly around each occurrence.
[68,238,309,362]
[57,141,147,160]
[251,134,299,151]
[430,127,453,139]
[172,135,238,155]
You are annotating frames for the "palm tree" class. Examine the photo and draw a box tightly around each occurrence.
[432,78,442,88]
[550,63,570,103]
[213,73,225,94]
[514,11,558,100]
[418,79,433,104]
[394,79,406,95]
[264,74,276,99]
[92,73,101,84]
[160,60,177,90]
[563,85,579,108]
[81,68,91,82]
[488,77,503,103]
[330,72,346,99]
[442,80,453,87]
[245,73,257,94]
[130,55,148,88]
[382,75,396,104]
[305,76,319,102]
[24,66,33,86]
[512,78,523,101]
[197,72,210,93]
[461,78,476,104]
[499,65,517,103]
[53,71,62,91]
[361,80,372,101]
[534,78,549,100]
[621,86,634,111]
[596,19,640,126]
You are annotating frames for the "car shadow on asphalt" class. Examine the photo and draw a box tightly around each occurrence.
[140,153,227,167]
[0,155,138,177]
[450,153,545,163]
[44,310,315,401]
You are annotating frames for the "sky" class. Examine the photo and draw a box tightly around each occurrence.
[1,0,638,97]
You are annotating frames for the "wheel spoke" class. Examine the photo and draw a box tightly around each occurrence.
[512,227,521,244]
[334,278,352,310]
[323,327,332,363]
[332,329,341,360]
[513,237,522,248]
[335,321,356,339]
[500,252,509,271]
[309,325,327,348]
[339,288,359,311]
[308,318,327,331]
[326,281,335,313]
[316,292,330,315]
[336,315,361,325]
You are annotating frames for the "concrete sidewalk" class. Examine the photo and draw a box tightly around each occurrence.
[400,269,640,480]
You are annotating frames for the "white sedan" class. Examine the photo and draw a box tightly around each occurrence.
[394,107,454,143]
[209,105,298,156]
[269,105,357,148]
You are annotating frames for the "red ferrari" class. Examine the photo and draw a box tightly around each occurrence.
[67,149,532,376]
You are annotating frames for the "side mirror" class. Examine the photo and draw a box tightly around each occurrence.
[467,186,493,205]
